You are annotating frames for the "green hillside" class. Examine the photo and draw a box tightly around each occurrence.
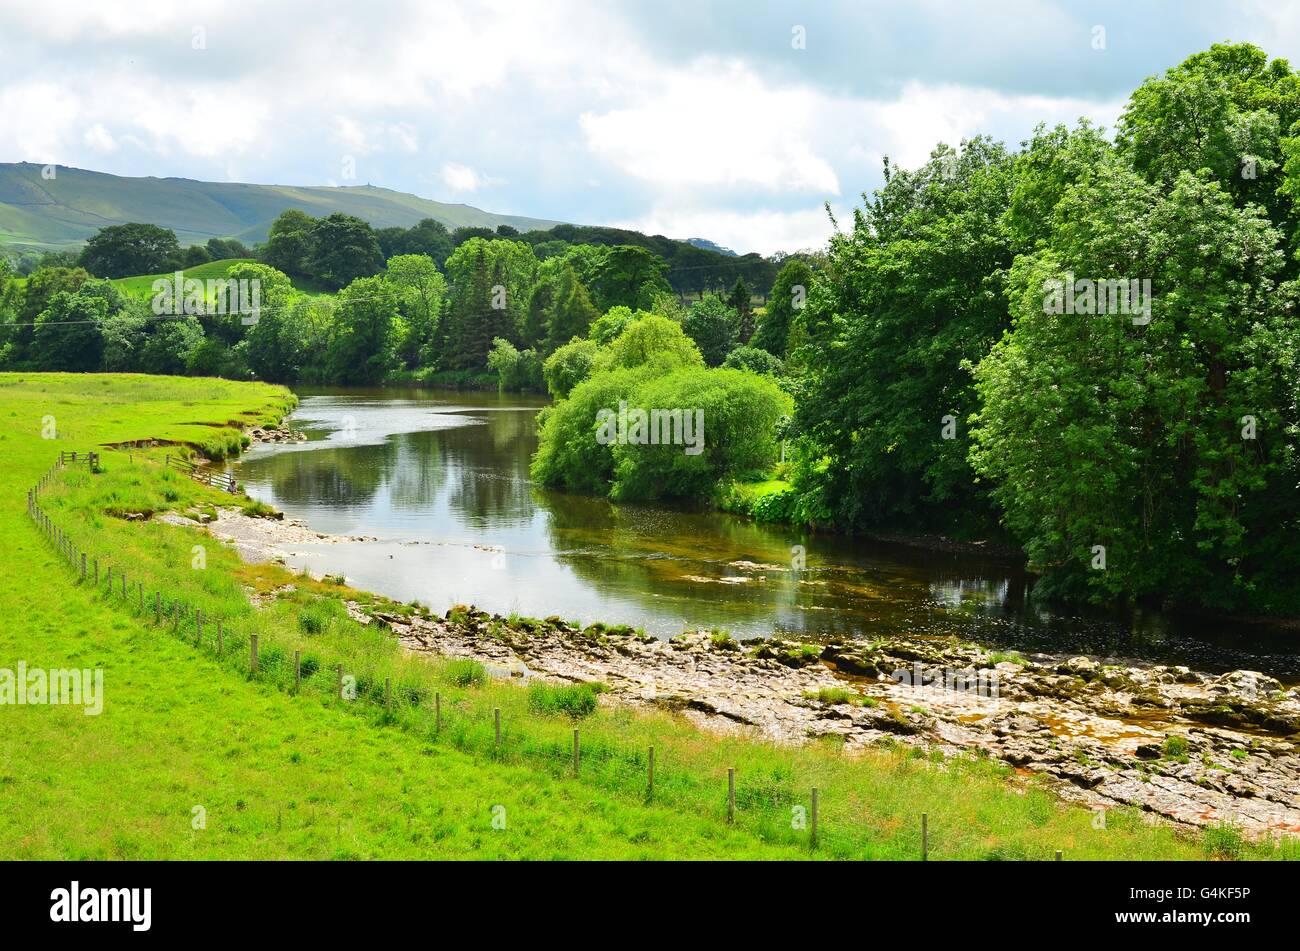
[113,258,330,299]
[0,162,563,254]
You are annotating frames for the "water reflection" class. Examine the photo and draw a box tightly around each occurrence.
[231,388,1300,679]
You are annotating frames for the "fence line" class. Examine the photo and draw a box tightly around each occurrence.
[23,449,1041,861]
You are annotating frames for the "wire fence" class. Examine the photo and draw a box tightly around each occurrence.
[26,449,1069,860]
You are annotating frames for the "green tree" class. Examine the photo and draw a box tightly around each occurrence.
[79,223,181,278]
[543,263,599,353]
[1120,42,1300,257]
[596,314,704,373]
[793,139,1015,532]
[542,337,599,398]
[139,317,205,375]
[722,345,783,375]
[753,258,814,358]
[309,213,384,289]
[727,277,754,343]
[385,254,446,368]
[327,276,399,383]
[971,164,1300,611]
[262,209,316,276]
[681,294,736,367]
[590,245,670,311]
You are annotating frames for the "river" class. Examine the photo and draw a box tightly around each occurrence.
[231,387,1300,679]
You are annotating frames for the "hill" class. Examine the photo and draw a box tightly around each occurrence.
[0,162,563,254]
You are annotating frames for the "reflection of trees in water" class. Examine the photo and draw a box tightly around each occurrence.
[434,412,538,524]
[536,483,811,633]
[246,442,396,508]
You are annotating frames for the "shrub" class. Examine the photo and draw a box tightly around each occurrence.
[443,658,487,688]
[527,682,600,719]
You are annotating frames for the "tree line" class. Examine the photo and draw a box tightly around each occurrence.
[789,42,1300,615]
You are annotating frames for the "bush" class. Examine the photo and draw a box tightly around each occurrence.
[443,658,487,688]
[527,682,600,719]
[609,368,792,501]
[722,345,783,375]
[542,336,599,398]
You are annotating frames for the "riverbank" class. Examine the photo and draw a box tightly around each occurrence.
[11,374,1262,859]
[206,502,1300,839]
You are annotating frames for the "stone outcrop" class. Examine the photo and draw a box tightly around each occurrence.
[353,603,1300,839]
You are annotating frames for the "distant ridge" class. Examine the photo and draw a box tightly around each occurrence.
[0,162,564,252]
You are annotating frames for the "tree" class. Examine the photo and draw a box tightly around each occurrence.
[3,265,89,360]
[792,138,1016,532]
[753,258,814,358]
[681,294,736,367]
[971,164,1300,611]
[444,237,538,328]
[596,314,704,373]
[31,287,110,370]
[543,263,598,353]
[722,345,783,375]
[590,245,670,311]
[262,210,316,276]
[327,276,399,383]
[139,317,204,375]
[79,223,180,278]
[1120,43,1300,259]
[542,337,599,398]
[206,238,251,260]
[588,305,636,346]
[727,276,754,343]
[487,337,544,392]
[384,254,446,368]
[181,244,212,268]
[308,213,383,289]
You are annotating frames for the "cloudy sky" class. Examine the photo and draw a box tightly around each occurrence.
[2,0,1298,254]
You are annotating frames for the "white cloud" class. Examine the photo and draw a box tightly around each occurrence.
[580,59,841,195]
[83,123,117,153]
[439,162,503,193]
[620,205,842,258]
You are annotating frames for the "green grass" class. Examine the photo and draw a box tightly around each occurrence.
[112,258,330,300]
[0,372,1294,860]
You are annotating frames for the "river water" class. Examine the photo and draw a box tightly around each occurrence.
[231,388,1300,679]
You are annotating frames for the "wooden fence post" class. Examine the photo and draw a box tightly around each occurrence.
[1055,850,1063,862]
[121,573,126,598]
[137,581,142,612]
[249,635,258,674]
[435,692,441,731]
[173,601,179,633]
[154,591,161,622]
[647,745,654,802]
[573,728,580,775]
[385,678,391,709]
[217,621,224,657]
[727,767,736,823]
[336,665,344,699]
[494,708,501,745]
[294,650,301,689]
[80,552,86,579]
[106,565,112,589]
[196,609,202,646]
[811,788,819,848]
[922,813,928,862]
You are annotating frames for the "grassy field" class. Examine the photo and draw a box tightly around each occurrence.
[112,258,332,300]
[0,372,1292,860]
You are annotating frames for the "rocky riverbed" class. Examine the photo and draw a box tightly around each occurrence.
[353,603,1300,838]
[200,506,1300,839]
